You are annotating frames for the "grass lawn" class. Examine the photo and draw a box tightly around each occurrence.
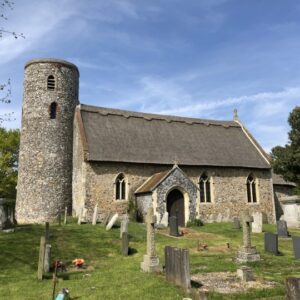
[0,221,300,299]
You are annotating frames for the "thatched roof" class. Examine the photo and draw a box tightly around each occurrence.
[77,104,271,169]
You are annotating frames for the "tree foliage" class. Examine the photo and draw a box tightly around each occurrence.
[0,1,24,124]
[0,127,19,198]
[271,106,300,193]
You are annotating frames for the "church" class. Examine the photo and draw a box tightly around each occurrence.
[16,58,279,225]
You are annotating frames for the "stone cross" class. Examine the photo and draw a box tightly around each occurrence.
[146,207,157,257]
[141,207,160,272]
[242,210,253,248]
[120,216,129,238]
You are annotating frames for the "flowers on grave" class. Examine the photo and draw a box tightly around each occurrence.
[72,258,85,268]
[53,260,66,272]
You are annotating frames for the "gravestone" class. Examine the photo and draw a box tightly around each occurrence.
[232,217,241,229]
[286,277,300,300]
[37,236,46,280]
[169,216,179,237]
[106,213,119,230]
[165,246,191,289]
[77,208,82,225]
[236,210,260,263]
[45,222,49,243]
[264,232,279,255]
[141,207,160,272]
[121,232,129,256]
[120,216,129,238]
[277,220,289,238]
[252,212,263,233]
[44,244,51,272]
[64,207,67,225]
[292,236,300,259]
[237,266,254,282]
[92,204,98,225]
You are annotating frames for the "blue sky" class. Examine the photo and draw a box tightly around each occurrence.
[1,0,300,152]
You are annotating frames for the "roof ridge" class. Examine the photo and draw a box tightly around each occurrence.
[79,103,240,128]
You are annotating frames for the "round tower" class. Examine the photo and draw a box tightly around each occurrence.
[16,58,79,223]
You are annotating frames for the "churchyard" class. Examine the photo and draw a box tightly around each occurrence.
[1,218,300,299]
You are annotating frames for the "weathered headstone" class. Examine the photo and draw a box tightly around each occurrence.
[141,207,160,272]
[121,232,129,256]
[44,244,51,273]
[92,204,98,225]
[237,266,254,282]
[45,222,49,243]
[264,232,279,255]
[106,213,119,230]
[286,277,300,300]
[232,217,241,229]
[252,212,263,233]
[236,210,260,263]
[165,246,191,289]
[292,236,300,259]
[37,236,46,280]
[64,206,67,225]
[277,220,289,238]
[169,216,179,237]
[120,216,129,238]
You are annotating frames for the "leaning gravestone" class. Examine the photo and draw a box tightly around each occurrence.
[264,232,279,255]
[252,212,263,233]
[106,213,119,230]
[92,204,98,225]
[37,236,46,280]
[141,207,160,272]
[165,246,191,289]
[286,277,300,300]
[277,220,289,238]
[121,232,129,256]
[292,236,300,259]
[120,216,129,238]
[232,217,241,229]
[169,216,179,237]
[236,210,260,263]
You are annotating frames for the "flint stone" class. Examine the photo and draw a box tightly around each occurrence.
[286,277,300,300]
[169,216,179,237]
[277,220,289,238]
[160,211,169,227]
[292,236,300,259]
[252,212,263,233]
[264,232,279,255]
[106,213,119,230]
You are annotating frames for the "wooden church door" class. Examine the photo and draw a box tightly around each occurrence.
[167,189,185,227]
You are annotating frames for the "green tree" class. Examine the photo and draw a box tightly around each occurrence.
[0,127,19,198]
[271,106,300,194]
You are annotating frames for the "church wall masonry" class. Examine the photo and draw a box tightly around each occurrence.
[73,157,275,223]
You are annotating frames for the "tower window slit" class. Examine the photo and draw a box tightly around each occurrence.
[47,75,55,90]
[50,102,57,119]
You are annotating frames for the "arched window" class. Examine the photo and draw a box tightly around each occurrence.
[50,102,57,119]
[199,173,211,203]
[247,175,257,203]
[115,174,126,200]
[47,75,55,90]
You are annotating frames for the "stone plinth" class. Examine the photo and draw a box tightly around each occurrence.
[141,255,160,272]
[236,246,261,263]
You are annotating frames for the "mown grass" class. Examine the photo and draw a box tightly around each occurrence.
[0,221,299,299]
